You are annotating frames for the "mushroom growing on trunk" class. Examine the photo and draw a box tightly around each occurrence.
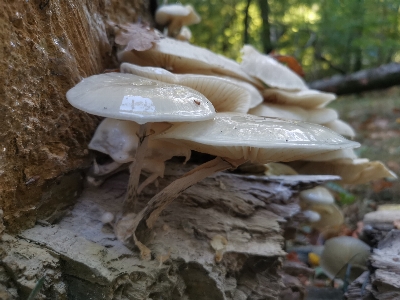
[66,72,216,213]
[121,113,360,256]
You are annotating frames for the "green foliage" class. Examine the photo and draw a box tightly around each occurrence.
[179,0,400,80]
[325,182,356,205]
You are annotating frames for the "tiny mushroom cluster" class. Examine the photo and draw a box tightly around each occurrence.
[155,4,200,39]
[299,186,344,229]
[66,11,396,256]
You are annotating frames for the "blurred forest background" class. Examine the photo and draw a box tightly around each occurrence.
[180,0,400,81]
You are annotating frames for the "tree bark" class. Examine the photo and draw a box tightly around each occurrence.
[308,63,400,95]
[243,0,252,45]
[257,0,273,54]
[0,0,153,233]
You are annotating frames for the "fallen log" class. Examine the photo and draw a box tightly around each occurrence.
[308,63,400,95]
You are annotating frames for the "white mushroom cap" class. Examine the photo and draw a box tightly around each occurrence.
[240,45,308,91]
[264,162,298,176]
[320,236,370,281]
[120,63,251,113]
[219,76,263,109]
[176,26,192,41]
[322,119,356,138]
[262,88,336,109]
[118,38,263,88]
[249,103,338,124]
[302,210,321,223]
[89,118,138,163]
[66,72,215,124]
[306,203,344,229]
[153,113,360,163]
[155,4,200,37]
[289,158,397,184]
[304,148,357,162]
[300,186,335,205]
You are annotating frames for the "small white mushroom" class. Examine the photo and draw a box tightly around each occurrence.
[176,26,192,41]
[302,210,321,223]
[306,203,344,230]
[155,4,200,37]
[300,186,335,205]
[101,212,115,224]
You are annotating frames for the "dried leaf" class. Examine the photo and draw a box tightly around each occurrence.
[271,54,305,77]
[372,179,394,193]
[112,22,161,52]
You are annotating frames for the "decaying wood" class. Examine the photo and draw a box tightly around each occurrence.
[350,216,400,300]
[363,210,399,246]
[1,162,339,299]
[369,230,400,299]
[345,271,375,300]
[279,261,314,300]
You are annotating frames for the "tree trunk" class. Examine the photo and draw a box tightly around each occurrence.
[308,63,400,95]
[243,0,252,45]
[257,0,273,54]
[0,162,338,299]
[0,0,153,233]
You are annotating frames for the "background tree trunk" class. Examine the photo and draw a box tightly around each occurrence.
[257,0,273,54]
[243,0,252,45]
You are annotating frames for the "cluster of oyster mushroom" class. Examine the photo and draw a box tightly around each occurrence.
[66,4,395,248]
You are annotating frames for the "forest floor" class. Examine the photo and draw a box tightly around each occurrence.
[328,86,400,227]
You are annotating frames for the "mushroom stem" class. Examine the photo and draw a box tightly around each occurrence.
[87,161,129,187]
[137,172,162,195]
[121,156,247,246]
[123,123,151,213]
